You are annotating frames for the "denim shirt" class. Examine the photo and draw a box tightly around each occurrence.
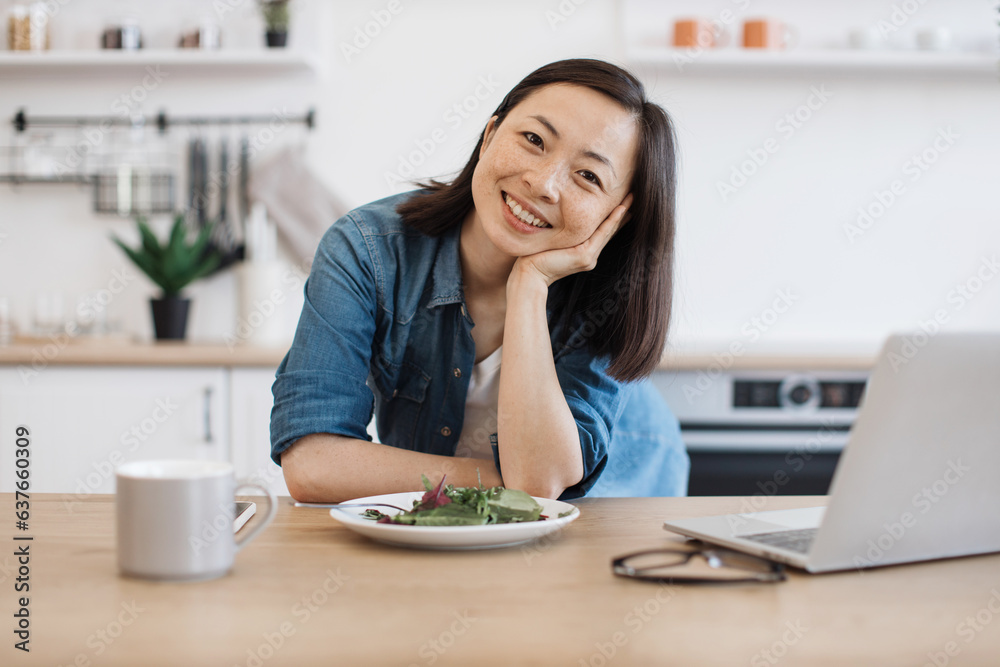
[270,191,689,499]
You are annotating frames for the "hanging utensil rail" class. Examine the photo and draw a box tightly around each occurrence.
[11,107,316,134]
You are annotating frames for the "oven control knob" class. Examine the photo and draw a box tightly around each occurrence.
[779,375,821,410]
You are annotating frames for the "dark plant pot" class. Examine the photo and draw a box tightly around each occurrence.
[265,30,288,47]
[150,297,191,340]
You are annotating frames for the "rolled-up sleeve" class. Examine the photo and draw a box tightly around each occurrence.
[552,348,631,500]
[269,216,379,465]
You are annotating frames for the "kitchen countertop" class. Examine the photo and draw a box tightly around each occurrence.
[0,337,879,370]
[0,337,289,367]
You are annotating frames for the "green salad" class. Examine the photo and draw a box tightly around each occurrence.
[362,475,570,527]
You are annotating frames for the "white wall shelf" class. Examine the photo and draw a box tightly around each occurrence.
[0,50,320,76]
[627,48,999,80]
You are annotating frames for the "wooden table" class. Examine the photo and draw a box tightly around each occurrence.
[4,494,999,666]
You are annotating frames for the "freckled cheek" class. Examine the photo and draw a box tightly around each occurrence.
[558,207,604,245]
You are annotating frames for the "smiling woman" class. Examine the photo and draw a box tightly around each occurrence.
[270,59,689,503]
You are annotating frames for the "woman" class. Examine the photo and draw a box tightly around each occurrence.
[270,58,689,502]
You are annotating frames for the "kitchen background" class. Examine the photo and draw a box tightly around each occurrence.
[1,0,997,351]
[0,0,997,497]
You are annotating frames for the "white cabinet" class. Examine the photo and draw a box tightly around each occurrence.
[0,367,228,496]
[230,367,290,497]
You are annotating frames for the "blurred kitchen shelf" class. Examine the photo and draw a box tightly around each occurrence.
[627,48,999,80]
[0,50,320,76]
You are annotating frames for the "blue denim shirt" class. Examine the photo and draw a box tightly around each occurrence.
[270,191,688,498]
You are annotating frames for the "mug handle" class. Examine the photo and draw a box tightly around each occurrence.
[234,481,278,552]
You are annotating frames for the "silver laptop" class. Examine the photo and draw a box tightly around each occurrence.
[662,332,1000,573]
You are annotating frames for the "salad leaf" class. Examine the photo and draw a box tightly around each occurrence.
[365,475,548,526]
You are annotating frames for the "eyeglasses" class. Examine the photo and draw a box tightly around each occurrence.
[612,546,787,585]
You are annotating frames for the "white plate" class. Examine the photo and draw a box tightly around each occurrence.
[328,491,581,550]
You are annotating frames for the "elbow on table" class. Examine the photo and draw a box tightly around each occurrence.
[502,474,571,501]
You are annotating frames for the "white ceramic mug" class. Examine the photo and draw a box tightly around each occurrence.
[116,460,277,581]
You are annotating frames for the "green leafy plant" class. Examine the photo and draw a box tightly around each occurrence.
[259,0,291,31]
[111,214,220,299]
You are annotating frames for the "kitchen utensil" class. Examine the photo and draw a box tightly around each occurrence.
[116,460,276,581]
[295,501,411,512]
[238,133,251,233]
[216,137,233,248]
[188,136,208,227]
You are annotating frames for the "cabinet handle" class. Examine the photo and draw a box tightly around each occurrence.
[203,387,213,443]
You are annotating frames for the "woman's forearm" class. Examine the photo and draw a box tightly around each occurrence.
[281,433,504,503]
[497,270,585,498]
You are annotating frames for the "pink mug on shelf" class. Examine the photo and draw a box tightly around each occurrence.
[672,18,729,48]
[742,18,798,50]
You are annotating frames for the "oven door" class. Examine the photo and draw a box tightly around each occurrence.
[684,430,847,496]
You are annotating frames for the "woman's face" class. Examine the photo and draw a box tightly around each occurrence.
[468,83,639,259]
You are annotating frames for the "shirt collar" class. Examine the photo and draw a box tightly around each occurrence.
[427,224,465,308]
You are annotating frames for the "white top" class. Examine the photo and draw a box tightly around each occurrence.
[454,346,502,460]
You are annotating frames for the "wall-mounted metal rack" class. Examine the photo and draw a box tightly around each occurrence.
[10,108,316,136]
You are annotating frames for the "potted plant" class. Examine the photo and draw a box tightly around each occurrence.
[259,0,290,48]
[112,215,220,341]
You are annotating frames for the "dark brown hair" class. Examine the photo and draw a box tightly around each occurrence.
[396,58,676,382]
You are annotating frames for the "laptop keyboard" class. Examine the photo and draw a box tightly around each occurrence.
[741,528,817,554]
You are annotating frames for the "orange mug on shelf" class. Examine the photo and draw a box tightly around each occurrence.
[672,18,728,49]
[742,18,798,50]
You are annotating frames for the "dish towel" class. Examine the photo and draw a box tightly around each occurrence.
[248,146,349,263]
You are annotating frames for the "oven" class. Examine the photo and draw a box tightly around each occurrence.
[652,368,870,496]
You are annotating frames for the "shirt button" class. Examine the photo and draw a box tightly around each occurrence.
[392,389,398,398]
[460,305,467,317]
[440,426,452,437]
[453,368,462,378]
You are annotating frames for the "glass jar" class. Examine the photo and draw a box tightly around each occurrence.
[7,3,50,51]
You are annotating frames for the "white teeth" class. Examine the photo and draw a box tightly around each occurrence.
[504,194,550,228]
